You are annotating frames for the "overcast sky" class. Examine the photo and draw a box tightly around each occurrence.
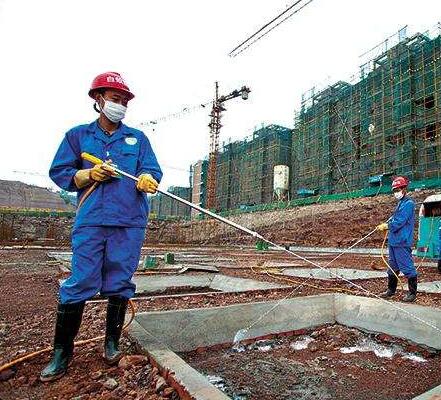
[0,0,439,191]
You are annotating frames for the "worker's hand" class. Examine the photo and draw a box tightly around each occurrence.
[74,169,93,189]
[74,162,116,189]
[90,163,115,182]
[377,222,389,232]
[137,174,158,194]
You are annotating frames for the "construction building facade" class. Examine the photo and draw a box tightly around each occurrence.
[215,124,292,210]
[190,160,208,218]
[149,186,192,219]
[292,25,441,197]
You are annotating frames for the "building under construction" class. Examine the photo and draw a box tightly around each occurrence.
[215,124,292,211]
[292,25,441,197]
[149,186,192,219]
[161,25,441,218]
[190,160,208,218]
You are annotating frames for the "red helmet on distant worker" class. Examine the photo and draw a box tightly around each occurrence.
[392,176,408,190]
[88,72,135,100]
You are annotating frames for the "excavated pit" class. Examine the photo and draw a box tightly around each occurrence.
[182,324,440,400]
[129,294,441,400]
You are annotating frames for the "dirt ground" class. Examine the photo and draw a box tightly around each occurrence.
[0,250,178,400]
[181,324,441,400]
[1,245,441,400]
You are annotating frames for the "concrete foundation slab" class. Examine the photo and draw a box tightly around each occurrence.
[209,274,285,292]
[263,262,310,268]
[133,273,287,295]
[334,294,441,349]
[178,264,219,273]
[418,262,438,268]
[281,267,385,280]
[176,255,233,263]
[285,245,385,255]
[418,281,441,294]
[284,245,432,258]
[47,251,72,262]
[134,275,213,294]
[175,254,207,259]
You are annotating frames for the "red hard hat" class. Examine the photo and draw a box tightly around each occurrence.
[392,176,408,190]
[88,72,135,100]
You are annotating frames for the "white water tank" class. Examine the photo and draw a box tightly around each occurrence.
[273,165,289,200]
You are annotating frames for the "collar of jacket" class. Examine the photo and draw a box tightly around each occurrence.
[86,120,131,144]
[394,195,409,211]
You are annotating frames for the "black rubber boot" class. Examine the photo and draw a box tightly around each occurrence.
[380,274,398,298]
[403,276,417,302]
[437,259,441,273]
[104,296,128,365]
[40,302,85,382]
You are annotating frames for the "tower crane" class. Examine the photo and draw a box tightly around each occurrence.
[206,82,250,209]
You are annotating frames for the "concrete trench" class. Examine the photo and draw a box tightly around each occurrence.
[129,294,441,400]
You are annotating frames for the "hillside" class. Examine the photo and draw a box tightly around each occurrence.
[0,180,75,211]
[146,190,437,248]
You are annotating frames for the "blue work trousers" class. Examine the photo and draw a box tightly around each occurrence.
[60,226,145,304]
[387,246,417,278]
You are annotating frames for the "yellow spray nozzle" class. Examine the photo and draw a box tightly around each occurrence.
[81,152,121,178]
[81,152,104,165]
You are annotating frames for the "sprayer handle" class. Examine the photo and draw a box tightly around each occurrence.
[81,152,104,165]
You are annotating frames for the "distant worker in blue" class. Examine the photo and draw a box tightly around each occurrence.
[41,72,162,381]
[377,176,417,302]
[438,226,441,273]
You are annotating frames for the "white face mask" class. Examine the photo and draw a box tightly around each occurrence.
[99,97,127,123]
[394,190,404,200]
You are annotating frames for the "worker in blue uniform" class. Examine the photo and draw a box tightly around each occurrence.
[438,226,441,273]
[377,176,417,302]
[41,72,162,382]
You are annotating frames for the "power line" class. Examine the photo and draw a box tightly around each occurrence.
[14,164,191,177]
[137,100,212,129]
[229,0,304,56]
[13,170,47,177]
[161,164,190,173]
[229,0,314,57]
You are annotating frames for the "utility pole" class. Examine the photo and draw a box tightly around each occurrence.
[206,82,251,210]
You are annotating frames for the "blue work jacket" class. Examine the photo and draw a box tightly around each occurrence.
[49,120,162,228]
[388,196,415,247]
